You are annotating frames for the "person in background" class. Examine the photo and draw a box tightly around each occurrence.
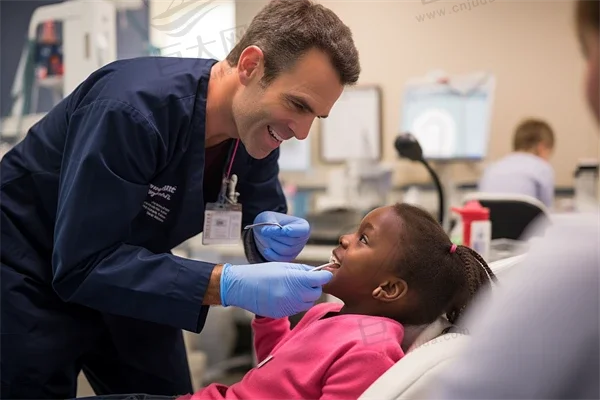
[432,1,599,399]
[478,118,556,208]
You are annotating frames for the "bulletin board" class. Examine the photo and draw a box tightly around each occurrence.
[278,137,311,171]
[320,85,382,163]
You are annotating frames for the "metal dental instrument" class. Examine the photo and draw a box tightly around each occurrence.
[311,262,336,271]
[243,221,283,230]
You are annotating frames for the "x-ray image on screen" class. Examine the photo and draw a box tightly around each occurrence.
[400,74,495,161]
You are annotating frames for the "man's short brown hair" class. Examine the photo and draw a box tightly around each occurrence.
[513,119,555,152]
[226,0,360,86]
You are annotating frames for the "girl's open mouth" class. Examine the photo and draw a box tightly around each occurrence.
[327,254,341,271]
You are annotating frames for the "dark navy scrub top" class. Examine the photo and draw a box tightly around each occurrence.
[0,57,287,333]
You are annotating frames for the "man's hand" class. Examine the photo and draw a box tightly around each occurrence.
[252,211,310,262]
[219,262,332,318]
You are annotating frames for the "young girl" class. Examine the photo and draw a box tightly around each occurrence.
[180,203,497,400]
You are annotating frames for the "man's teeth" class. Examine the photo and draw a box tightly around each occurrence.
[329,255,340,265]
[268,126,284,142]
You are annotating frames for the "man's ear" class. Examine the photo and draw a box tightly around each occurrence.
[237,46,264,86]
[372,279,408,303]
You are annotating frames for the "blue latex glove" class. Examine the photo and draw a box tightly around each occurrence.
[252,211,310,262]
[220,262,332,318]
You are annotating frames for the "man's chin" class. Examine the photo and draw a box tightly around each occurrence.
[245,144,272,160]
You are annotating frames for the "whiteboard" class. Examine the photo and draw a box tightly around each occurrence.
[320,86,382,163]
[278,137,311,171]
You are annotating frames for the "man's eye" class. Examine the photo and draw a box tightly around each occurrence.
[360,234,368,244]
[293,102,306,112]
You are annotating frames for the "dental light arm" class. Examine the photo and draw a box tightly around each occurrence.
[394,132,445,225]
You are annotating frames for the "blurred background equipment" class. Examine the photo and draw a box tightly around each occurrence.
[305,85,392,245]
[400,71,496,161]
[398,71,496,232]
[573,159,599,212]
[395,132,445,225]
[1,0,152,146]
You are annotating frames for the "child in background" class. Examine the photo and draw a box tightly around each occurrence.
[181,203,497,400]
[478,118,556,208]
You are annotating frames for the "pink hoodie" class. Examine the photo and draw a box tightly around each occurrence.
[181,303,404,400]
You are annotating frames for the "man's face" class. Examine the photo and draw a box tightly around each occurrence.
[583,31,600,123]
[232,47,344,159]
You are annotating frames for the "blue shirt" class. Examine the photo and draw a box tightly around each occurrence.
[478,153,555,208]
[0,57,286,332]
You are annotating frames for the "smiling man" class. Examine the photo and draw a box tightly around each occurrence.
[0,0,360,398]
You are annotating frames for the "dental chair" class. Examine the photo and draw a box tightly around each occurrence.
[359,254,525,400]
[360,315,468,400]
[487,253,527,279]
[462,193,551,240]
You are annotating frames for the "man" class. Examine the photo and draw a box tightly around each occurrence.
[0,0,361,397]
[432,1,599,399]
[478,118,556,208]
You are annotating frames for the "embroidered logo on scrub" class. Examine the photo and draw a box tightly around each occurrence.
[143,184,177,223]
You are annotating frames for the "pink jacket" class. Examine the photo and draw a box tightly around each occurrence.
[182,303,404,399]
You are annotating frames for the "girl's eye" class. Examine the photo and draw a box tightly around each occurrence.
[359,234,368,244]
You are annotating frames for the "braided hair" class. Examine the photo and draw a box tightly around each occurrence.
[391,203,497,325]
[445,244,497,324]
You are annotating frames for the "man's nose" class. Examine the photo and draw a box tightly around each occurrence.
[292,117,315,140]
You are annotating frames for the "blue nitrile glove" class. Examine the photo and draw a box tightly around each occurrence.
[252,211,310,262]
[220,262,332,318]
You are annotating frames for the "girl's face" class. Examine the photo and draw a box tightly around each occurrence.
[323,206,407,309]
[582,30,599,123]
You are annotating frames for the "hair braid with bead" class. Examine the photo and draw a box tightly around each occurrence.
[391,203,497,326]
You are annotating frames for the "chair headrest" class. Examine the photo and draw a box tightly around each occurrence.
[402,316,453,353]
[463,192,549,214]
[360,321,469,400]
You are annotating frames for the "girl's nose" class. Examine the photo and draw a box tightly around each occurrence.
[339,235,350,248]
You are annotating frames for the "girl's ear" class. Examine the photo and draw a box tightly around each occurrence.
[373,278,408,302]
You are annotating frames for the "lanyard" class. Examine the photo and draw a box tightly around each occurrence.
[226,139,240,180]
[218,139,240,205]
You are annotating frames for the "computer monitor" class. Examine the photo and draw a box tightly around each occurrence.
[400,73,495,161]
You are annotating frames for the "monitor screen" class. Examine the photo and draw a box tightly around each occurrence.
[400,74,495,161]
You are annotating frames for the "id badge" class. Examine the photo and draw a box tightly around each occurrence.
[203,202,243,245]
